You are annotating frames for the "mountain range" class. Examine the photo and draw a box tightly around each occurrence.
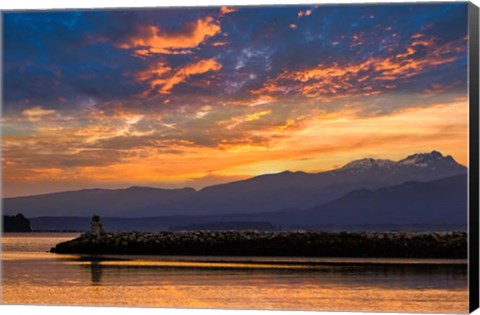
[29,174,467,232]
[4,151,468,231]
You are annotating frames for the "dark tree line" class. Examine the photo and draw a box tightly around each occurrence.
[3,213,32,232]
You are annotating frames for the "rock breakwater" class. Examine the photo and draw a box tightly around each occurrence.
[50,230,467,258]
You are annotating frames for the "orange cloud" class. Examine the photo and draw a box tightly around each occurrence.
[135,58,222,95]
[220,6,238,15]
[117,16,221,55]
[160,58,222,94]
[248,95,277,107]
[373,38,463,80]
[21,106,57,122]
[218,110,272,130]
[298,9,312,18]
[423,81,463,96]
[212,41,228,47]
[245,110,272,122]
[134,61,172,82]
[224,95,277,107]
[277,118,296,131]
[253,36,466,100]
[350,33,365,47]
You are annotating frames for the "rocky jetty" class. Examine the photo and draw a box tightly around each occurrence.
[50,230,467,258]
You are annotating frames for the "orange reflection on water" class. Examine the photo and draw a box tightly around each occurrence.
[3,275,468,313]
[1,233,469,313]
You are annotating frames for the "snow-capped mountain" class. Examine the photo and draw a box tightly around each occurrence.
[397,150,458,168]
[339,150,464,175]
[4,151,467,218]
[341,158,396,171]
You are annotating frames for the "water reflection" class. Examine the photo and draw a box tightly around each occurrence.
[90,260,103,285]
[1,233,470,313]
[70,254,467,291]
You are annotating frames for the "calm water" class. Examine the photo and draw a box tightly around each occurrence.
[1,233,469,313]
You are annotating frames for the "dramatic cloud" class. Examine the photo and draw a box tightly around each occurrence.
[253,34,466,100]
[136,58,222,95]
[21,107,57,122]
[218,110,272,130]
[220,7,238,15]
[2,3,469,196]
[116,16,221,55]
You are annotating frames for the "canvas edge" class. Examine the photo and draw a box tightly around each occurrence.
[0,9,4,305]
[0,1,471,14]
[469,1,480,313]
[0,2,476,314]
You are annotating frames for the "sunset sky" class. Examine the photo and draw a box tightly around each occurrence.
[2,3,469,197]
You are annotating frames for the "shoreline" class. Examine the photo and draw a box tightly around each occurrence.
[67,254,469,265]
[50,230,467,259]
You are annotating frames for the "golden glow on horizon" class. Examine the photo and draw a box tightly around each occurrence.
[2,96,468,196]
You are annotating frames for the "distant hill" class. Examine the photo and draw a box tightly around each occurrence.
[4,151,467,218]
[4,186,195,217]
[29,174,467,232]
[3,213,32,232]
[263,173,468,228]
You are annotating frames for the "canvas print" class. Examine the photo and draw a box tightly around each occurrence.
[1,2,476,313]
